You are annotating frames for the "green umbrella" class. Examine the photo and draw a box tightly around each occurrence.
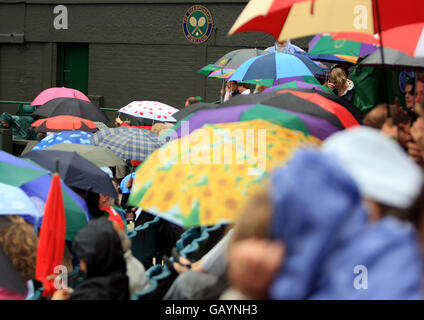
[43,143,127,170]
[266,80,335,95]
[0,152,89,241]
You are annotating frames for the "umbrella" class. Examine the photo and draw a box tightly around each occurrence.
[119,101,179,122]
[0,183,40,223]
[263,80,335,95]
[222,89,363,128]
[35,173,66,298]
[31,87,90,106]
[33,97,110,123]
[228,0,423,42]
[43,143,127,169]
[359,47,424,72]
[332,22,424,58]
[0,150,89,241]
[120,172,136,194]
[197,64,236,79]
[0,244,27,296]
[89,127,165,161]
[172,104,340,141]
[228,52,323,87]
[128,119,321,227]
[31,115,98,133]
[22,150,118,199]
[308,33,378,64]
[31,131,93,151]
[173,102,219,122]
[212,48,268,70]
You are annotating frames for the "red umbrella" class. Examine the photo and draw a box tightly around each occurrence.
[31,115,98,133]
[35,173,66,298]
[31,87,90,106]
[332,23,424,58]
[229,0,424,42]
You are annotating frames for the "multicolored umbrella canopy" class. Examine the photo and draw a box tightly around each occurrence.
[89,127,165,161]
[228,0,423,42]
[33,97,110,123]
[31,87,90,106]
[119,101,179,122]
[31,115,98,133]
[0,150,89,240]
[229,52,323,87]
[32,131,92,151]
[198,64,236,79]
[171,104,339,141]
[308,34,378,64]
[222,89,363,129]
[128,120,322,227]
[263,80,334,95]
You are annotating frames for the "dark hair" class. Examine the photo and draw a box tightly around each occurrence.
[405,79,415,95]
[185,97,201,106]
[238,82,251,90]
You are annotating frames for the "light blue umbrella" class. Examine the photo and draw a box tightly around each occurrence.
[32,130,92,151]
[229,52,323,87]
[0,182,41,224]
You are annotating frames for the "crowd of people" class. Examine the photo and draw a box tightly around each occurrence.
[2,40,424,301]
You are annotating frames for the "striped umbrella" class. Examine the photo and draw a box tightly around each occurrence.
[308,34,378,64]
[264,80,334,95]
[89,127,165,161]
[229,52,324,87]
[198,64,236,79]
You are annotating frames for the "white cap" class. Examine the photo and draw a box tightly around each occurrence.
[322,126,424,209]
[100,167,113,179]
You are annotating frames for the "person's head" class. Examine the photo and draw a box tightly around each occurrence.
[227,81,239,92]
[237,82,251,93]
[185,97,201,107]
[254,85,269,94]
[405,80,415,109]
[415,74,424,115]
[0,216,38,281]
[322,126,424,222]
[0,113,12,128]
[72,218,126,278]
[363,104,388,129]
[327,67,348,91]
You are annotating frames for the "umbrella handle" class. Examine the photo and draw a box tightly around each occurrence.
[55,159,59,174]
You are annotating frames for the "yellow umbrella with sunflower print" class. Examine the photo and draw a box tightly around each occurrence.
[128,119,321,227]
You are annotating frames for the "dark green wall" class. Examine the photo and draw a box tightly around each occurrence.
[0,1,311,114]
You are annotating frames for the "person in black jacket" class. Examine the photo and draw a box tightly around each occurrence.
[52,218,130,300]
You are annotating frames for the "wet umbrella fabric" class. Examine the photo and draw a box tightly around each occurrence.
[33,98,110,123]
[23,150,118,199]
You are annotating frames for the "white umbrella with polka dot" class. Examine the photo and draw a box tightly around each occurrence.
[119,101,179,123]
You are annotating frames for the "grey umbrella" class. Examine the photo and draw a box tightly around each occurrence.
[212,48,267,69]
[360,47,424,72]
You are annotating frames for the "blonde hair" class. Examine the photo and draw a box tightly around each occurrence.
[328,68,347,89]
[231,185,272,244]
[151,123,173,135]
[0,216,38,281]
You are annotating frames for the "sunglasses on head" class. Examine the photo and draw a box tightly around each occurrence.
[405,90,414,95]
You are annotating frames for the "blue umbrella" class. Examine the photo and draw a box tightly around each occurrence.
[0,182,41,224]
[32,130,92,151]
[229,52,324,87]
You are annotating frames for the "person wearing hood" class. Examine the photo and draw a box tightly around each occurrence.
[228,134,424,299]
[0,112,36,140]
[52,219,130,300]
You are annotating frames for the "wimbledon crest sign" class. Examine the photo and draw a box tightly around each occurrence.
[183,5,214,44]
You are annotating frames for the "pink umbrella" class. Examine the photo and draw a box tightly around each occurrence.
[31,87,90,106]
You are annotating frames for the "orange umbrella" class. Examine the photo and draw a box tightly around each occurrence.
[31,115,98,133]
[35,173,66,297]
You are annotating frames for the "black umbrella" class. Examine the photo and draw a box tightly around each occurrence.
[173,102,219,121]
[359,47,424,72]
[0,243,27,296]
[22,150,118,199]
[33,98,110,123]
